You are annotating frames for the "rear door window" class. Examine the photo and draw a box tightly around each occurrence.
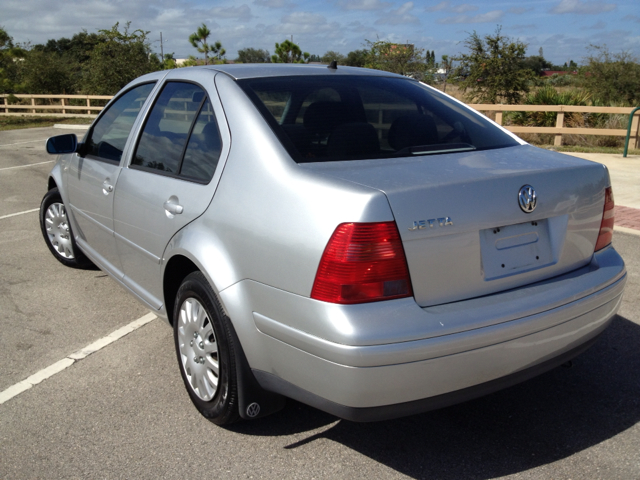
[131,82,222,183]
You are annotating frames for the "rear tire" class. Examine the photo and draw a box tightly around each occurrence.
[39,187,94,269]
[173,272,240,425]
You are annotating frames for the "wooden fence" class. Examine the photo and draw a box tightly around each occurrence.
[468,104,639,148]
[1,93,639,148]
[1,94,113,117]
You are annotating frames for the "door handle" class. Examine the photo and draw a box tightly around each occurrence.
[102,181,113,195]
[164,200,184,215]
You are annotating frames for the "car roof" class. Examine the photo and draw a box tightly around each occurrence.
[189,63,404,80]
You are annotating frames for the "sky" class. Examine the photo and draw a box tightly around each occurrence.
[2,0,639,65]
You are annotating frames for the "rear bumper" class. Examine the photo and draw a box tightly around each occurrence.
[253,328,606,422]
[220,246,626,420]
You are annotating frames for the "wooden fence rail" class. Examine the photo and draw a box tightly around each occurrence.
[1,94,638,148]
[468,104,640,148]
[1,94,113,117]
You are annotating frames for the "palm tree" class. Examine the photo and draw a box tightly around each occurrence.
[189,24,225,65]
[271,40,310,64]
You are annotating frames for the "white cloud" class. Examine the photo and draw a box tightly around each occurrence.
[550,0,616,15]
[210,5,253,20]
[426,1,478,13]
[337,0,391,11]
[438,10,504,24]
[375,2,420,25]
[426,1,450,12]
[281,12,327,25]
[253,0,294,7]
[588,20,606,29]
[451,4,478,13]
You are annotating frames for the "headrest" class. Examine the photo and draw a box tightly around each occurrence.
[388,114,439,150]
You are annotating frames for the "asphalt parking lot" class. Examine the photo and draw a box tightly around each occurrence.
[1,127,639,479]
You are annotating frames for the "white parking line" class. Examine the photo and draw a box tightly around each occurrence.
[0,160,53,171]
[0,312,157,405]
[0,138,49,147]
[0,208,40,220]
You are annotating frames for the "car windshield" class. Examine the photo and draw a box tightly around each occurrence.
[239,75,519,163]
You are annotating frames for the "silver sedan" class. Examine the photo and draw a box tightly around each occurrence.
[41,64,626,424]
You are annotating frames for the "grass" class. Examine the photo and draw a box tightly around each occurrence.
[0,116,94,132]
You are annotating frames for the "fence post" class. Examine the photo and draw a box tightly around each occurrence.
[554,110,565,146]
[623,107,640,157]
[86,97,91,115]
[495,111,503,125]
[61,97,66,115]
[3,95,7,114]
[31,96,36,114]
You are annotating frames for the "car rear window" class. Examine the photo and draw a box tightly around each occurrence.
[239,75,519,163]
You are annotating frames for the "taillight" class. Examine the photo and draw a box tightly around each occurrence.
[311,222,413,304]
[595,186,615,252]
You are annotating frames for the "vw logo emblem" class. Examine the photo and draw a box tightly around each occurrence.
[518,185,537,213]
[246,402,261,418]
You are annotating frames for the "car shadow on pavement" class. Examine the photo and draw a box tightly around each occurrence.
[230,314,640,479]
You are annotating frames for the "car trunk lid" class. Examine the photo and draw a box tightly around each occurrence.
[302,145,609,307]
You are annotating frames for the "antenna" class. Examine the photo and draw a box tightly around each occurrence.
[328,60,338,70]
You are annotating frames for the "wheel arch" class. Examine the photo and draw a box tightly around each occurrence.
[164,253,286,419]
[162,221,241,324]
[163,254,200,326]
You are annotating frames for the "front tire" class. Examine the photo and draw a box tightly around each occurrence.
[39,187,94,269]
[173,272,240,425]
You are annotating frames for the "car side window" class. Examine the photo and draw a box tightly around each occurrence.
[180,99,222,182]
[85,83,155,162]
[132,82,222,183]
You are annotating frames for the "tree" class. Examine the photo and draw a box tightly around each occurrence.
[521,54,552,76]
[321,50,346,64]
[236,48,270,63]
[27,31,105,92]
[363,40,436,83]
[439,54,452,92]
[81,22,161,95]
[36,31,103,65]
[189,24,225,65]
[582,45,640,106]
[271,40,310,63]
[453,26,536,104]
[345,49,368,67]
[0,28,25,93]
[19,49,76,94]
[162,53,178,69]
[426,50,436,65]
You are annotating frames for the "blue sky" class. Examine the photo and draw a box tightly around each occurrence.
[3,0,639,65]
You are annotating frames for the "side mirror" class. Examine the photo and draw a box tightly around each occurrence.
[46,134,78,155]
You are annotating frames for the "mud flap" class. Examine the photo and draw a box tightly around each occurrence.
[228,325,286,420]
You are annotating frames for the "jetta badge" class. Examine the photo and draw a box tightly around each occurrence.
[518,185,537,213]
[408,217,453,230]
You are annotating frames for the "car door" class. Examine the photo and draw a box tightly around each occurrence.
[65,83,156,276]
[113,77,226,309]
